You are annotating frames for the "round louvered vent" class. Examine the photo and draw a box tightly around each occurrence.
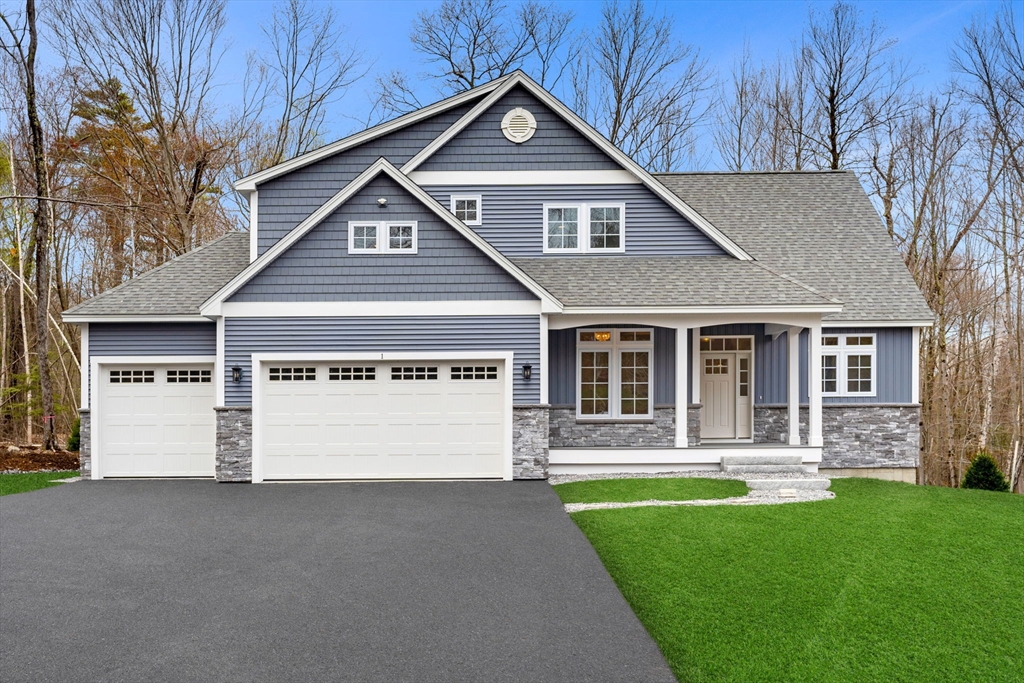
[501,108,537,143]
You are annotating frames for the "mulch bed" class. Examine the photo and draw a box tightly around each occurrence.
[1,443,81,473]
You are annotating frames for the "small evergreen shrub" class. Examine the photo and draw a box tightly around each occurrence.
[961,452,1010,492]
[67,418,81,452]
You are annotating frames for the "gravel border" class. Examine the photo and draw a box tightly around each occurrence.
[564,489,835,512]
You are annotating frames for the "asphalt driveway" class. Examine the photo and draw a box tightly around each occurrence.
[0,480,674,683]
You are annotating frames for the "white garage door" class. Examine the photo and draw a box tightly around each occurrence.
[260,361,506,479]
[99,365,216,477]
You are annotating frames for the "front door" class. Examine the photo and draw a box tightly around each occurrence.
[701,355,735,439]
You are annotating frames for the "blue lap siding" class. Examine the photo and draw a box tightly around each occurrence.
[89,322,216,356]
[224,316,541,405]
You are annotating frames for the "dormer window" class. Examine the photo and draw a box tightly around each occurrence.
[348,221,418,254]
[543,203,626,253]
[451,195,482,226]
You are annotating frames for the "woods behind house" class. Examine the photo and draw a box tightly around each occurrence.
[1,0,1021,490]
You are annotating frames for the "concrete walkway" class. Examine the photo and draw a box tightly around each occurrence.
[0,481,675,683]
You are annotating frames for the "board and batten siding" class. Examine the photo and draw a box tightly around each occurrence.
[224,316,541,405]
[231,175,536,302]
[699,324,913,405]
[417,85,620,172]
[422,185,725,257]
[255,100,479,254]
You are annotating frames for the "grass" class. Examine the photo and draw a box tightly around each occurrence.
[554,477,748,504]
[0,471,78,497]
[569,478,1024,682]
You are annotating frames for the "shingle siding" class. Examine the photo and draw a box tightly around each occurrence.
[232,175,536,302]
[256,101,479,253]
[422,185,724,257]
[418,86,620,172]
[90,322,216,356]
[224,316,541,405]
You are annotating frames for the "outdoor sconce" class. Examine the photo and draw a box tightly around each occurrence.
[231,366,242,383]
[522,364,532,380]
[377,197,388,207]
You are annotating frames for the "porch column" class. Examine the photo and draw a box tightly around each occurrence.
[675,325,689,448]
[808,321,823,447]
[691,328,701,405]
[787,327,801,445]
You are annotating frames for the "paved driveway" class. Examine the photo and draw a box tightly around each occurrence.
[0,480,674,683]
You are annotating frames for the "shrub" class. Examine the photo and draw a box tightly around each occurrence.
[67,418,81,452]
[962,452,1010,492]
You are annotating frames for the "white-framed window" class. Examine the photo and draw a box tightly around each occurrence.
[347,221,417,254]
[543,202,626,254]
[577,328,653,419]
[450,195,482,226]
[821,334,876,397]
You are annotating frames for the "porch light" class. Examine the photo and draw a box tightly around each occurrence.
[522,364,532,380]
[231,366,242,383]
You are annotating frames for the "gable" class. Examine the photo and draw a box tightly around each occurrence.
[255,99,481,254]
[417,85,621,173]
[231,174,537,303]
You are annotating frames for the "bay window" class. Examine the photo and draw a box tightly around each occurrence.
[578,329,653,419]
[821,334,876,397]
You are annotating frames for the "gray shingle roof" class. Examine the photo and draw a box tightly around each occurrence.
[63,233,249,317]
[512,256,840,308]
[653,171,932,322]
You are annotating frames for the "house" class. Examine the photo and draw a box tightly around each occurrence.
[62,71,931,484]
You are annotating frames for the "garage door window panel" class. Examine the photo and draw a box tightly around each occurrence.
[329,366,376,381]
[110,369,154,384]
[269,367,317,381]
[391,366,439,381]
[167,369,212,383]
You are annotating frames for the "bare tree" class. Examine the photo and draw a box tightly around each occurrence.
[713,41,769,172]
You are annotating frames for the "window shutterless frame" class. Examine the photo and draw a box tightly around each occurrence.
[576,328,653,420]
[542,202,626,254]
[383,222,418,253]
[348,221,418,254]
[450,195,482,226]
[347,221,380,254]
[821,333,876,397]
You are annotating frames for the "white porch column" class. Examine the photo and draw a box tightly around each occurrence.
[808,321,823,447]
[539,314,549,404]
[79,323,89,410]
[675,325,689,448]
[787,327,801,445]
[690,328,701,406]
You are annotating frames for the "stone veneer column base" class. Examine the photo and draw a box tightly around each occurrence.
[687,404,702,447]
[215,406,253,482]
[513,405,549,479]
[78,409,91,479]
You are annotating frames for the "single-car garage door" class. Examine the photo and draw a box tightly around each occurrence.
[99,365,216,477]
[260,361,506,479]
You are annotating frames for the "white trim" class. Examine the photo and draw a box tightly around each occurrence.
[449,194,482,226]
[215,317,225,406]
[399,72,753,261]
[203,158,562,316]
[556,304,843,318]
[248,190,258,263]
[808,323,823,447]
[690,327,700,405]
[250,351,515,483]
[89,355,216,481]
[383,221,418,253]
[62,315,212,324]
[233,76,511,191]
[218,300,543,318]
[550,313,830,331]
[675,325,688,448]
[411,170,642,185]
[542,202,626,254]
[820,332,877,398]
[787,327,801,445]
[539,314,549,404]
[347,221,380,254]
[79,323,89,410]
[911,326,921,404]
[826,319,934,328]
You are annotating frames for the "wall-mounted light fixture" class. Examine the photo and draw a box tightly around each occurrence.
[377,197,388,207]
[231,366,242,383]
[522,364,532,380]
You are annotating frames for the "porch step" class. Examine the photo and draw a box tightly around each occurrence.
[720,454,803,467]
[722,464,806,474]
[746,478,832,491]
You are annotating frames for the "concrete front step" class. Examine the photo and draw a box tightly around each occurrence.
[720,454,804,467]
[723,464,807,474]
[746,478,832,491]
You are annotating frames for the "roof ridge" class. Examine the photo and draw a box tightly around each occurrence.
[63,232,245,316]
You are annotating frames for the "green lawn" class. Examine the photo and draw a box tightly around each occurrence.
[554,477,748,504]
[569,478,1024,682]
[0,471,78,497]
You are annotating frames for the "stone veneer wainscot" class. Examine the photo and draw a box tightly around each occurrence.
[77,409,91,479]
[512,405,549,479]
[215,406,253,482]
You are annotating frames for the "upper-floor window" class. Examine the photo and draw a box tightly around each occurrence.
[821,334,875,397]
[544,203,626,254]
[348,221,417,254]
[450,195,482,226]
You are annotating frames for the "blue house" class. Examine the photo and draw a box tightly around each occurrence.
[62,72,931,483]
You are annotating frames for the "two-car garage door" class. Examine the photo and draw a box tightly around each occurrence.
[260,361,506,479]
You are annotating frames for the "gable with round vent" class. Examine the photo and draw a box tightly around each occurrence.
[501,108,537,143]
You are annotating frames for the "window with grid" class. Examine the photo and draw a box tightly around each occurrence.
[821,334,875,396]
[391,366,438,380]
[704,357,729,375]
[349,222,378,252]
[545,206,578,250]
[451,196,481,225]
[269,367,316,381]
[451,366,498,380]
[328,366,376,381]
[387,223,415,251]
[109,369,154,384]
[577,329,653,419]
[589,206,621,250]
[167,369,211,383]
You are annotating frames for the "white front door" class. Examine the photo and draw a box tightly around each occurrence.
[99,365,215,477]
[702,354,735,439]
[259,361,506,479]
